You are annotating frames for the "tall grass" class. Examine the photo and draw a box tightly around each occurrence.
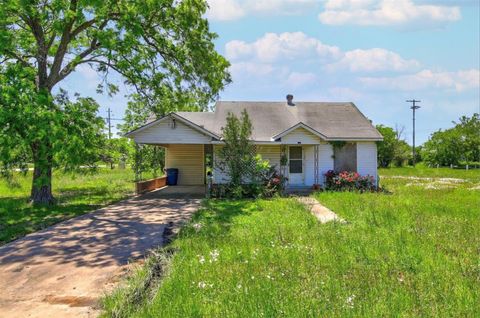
[0,168,135,244]
[102,168,480,317]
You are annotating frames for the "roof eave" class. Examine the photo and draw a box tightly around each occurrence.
[271,122,328,140]
[124,112,220,140]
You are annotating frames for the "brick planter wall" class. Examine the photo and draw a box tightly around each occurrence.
[135,176,167,194]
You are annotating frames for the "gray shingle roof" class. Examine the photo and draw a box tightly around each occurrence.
[176,101,382,141]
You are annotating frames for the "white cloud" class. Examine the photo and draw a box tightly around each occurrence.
[287,72,318,88]
[225,32,341,63]
[327,48,421,72]
[319,0,461,27]
[226,32,418,74]
[206,0,245,21]
[206,0,317,21]
[360,69,480,92]
[229,62,277,78]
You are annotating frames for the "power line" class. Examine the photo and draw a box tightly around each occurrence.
[406,99,421,166]
[102,108,125,139]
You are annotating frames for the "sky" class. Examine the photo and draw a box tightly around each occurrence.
[63,0,480,144]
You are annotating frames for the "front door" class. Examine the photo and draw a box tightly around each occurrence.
[289,146,304,185]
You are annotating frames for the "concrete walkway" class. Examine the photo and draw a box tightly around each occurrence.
[296,197,344,223]
[0,186,203,318]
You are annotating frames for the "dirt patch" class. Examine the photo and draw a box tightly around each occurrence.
[43,295,98,308]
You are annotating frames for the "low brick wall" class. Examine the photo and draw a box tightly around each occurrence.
[135,176,167,194]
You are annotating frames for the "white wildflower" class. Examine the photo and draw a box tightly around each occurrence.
[198,255,205,264]
[209,249,220,262]
[198,281,207,289]
[345,294,356,308]
[236,284,242,289]
[192,223,202,231]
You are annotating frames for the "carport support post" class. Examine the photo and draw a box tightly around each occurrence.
[134,142,142,182]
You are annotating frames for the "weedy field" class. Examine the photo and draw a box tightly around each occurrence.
[0,168,135,244]
[102,166,480,317]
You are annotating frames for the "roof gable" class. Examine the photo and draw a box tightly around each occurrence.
[125,113,219,143]
[272,123,327,142]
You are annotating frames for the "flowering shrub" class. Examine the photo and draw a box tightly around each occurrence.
[324,170,376,192]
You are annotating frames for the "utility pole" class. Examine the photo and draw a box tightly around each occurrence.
[406,99,421,166]
[107,108,112,140]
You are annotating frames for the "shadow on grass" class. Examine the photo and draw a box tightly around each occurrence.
[180,199,254,239]
[0,197,102,244]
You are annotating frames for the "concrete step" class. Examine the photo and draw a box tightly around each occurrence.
[285,186,314,196]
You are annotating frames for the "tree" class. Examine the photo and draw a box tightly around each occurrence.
[0,0,230,203]
[376,125,396,167]
[0,64,106,199]
[216,110,256,186]
[376,124,413,167]
[422,113,480,166]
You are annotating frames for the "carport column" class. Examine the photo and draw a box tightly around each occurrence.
[314,145,319,185]
[134,142,143,182]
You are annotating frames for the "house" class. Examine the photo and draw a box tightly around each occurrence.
[125,96,383,189]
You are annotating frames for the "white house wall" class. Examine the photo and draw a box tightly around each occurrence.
[281,127,321,145]
[304,146,315,186]
[133,118,212,144]
[257,145,281,171]
[318,143,334,185]
[356,142,378,182]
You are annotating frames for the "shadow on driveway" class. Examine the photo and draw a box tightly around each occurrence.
[0,186,203,318]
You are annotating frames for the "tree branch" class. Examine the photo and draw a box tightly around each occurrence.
[70,19,96,38]
[48,0,78,87]
[4,50,31,68]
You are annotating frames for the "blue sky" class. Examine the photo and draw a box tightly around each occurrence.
[63,0,479,144]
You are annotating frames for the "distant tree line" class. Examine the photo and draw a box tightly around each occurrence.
[422,113,479,166]
[376,113,479,168]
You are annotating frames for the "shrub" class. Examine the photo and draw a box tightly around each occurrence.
[211,156,287,199]
[324,170,376,192]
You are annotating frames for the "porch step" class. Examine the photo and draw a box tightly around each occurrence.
[285,186,313,196]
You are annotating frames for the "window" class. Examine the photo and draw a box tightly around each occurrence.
[289,146,302,173]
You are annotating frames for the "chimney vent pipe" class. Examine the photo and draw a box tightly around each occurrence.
[286,94,295,106]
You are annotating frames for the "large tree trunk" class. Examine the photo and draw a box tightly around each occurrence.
[30,142,55,205]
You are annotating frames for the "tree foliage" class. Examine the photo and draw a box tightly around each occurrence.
[0,0,230,203]
[216,110,256,186]
[422,113,480,166]
[376,124,412,167]
[0,63,105,177]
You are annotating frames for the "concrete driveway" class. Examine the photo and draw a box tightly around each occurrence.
[0,186,204,318]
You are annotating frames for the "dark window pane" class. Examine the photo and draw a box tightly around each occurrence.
[290,147,302,159]
[290,159,302,173]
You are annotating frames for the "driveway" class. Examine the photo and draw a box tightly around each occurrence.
[0,186,203,318]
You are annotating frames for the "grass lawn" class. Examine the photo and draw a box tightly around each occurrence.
[0,168,136,244]
[103,166,480,317]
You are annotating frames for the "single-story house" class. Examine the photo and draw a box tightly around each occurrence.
[125,96,383,189]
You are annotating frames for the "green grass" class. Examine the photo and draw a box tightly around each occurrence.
[0,168,136,244]
[103,167,480,317]
[379,163,480,179]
